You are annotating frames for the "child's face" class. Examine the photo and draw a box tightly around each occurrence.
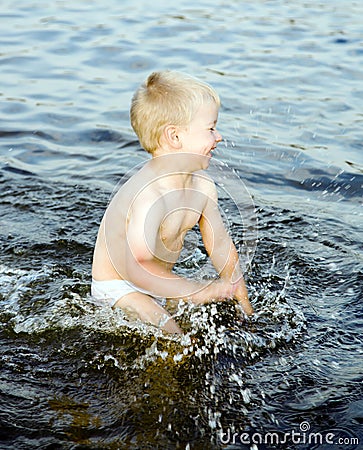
[178,101,222,167]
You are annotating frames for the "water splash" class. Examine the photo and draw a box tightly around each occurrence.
[0,261,308,445]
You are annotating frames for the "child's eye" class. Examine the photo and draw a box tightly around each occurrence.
[210,127,216,131]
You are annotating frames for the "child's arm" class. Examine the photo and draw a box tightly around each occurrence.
[199,180,254,315]
[118,198,236,304]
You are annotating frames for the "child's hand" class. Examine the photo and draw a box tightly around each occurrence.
[210,279,237,300]
[233,282,254,316]
[192,279,237,304]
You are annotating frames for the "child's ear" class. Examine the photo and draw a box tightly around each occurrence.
[164,125,182,148]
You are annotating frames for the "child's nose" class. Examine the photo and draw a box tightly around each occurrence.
[215,129,222,142]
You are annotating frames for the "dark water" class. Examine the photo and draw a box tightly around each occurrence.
[0,1,362,449]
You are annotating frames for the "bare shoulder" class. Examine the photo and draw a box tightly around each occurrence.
[193,170,218,200]
[109,164,153,208]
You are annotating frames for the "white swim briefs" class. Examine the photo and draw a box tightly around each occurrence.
[91,278,142,307]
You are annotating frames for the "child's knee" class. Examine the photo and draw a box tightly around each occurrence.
[114,292,182,333]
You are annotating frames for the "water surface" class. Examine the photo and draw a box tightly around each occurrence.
[0,1,362,449]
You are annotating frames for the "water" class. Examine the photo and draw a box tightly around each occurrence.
[0,0,362,448]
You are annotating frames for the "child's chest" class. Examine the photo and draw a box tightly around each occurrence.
[155,192,205,262]
[160,208,200,241]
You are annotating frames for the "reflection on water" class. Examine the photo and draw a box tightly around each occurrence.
[0,0,362,448]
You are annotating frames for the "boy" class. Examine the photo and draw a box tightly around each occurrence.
[92,71,253,334]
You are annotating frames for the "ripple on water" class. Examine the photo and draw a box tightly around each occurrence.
[0,0,362,447]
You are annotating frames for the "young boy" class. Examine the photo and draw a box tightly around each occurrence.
[92,71,253,333]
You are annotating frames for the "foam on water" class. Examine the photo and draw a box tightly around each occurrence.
[0,258,306,365]
[0,258,308,444]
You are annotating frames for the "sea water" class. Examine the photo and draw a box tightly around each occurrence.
[0,0,362,448]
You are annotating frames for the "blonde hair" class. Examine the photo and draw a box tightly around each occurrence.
[130,71,220,153]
